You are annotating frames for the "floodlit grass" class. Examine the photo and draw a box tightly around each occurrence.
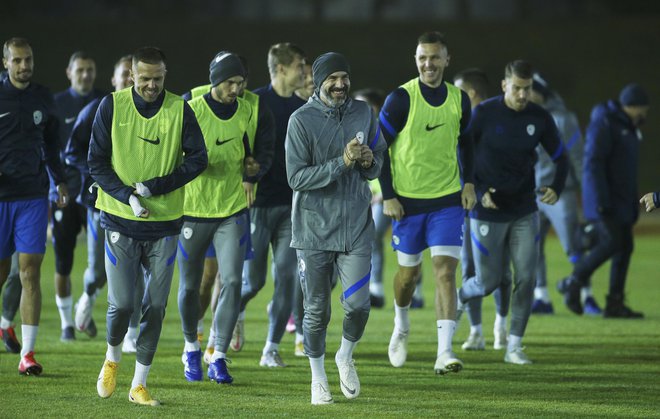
[1,222,659,417]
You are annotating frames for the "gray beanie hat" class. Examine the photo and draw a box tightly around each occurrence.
[312,52,350,89]
[209,52,245,87]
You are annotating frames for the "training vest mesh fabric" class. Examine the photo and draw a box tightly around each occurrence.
[95,88,185,221]
[185,95,251,217]
[389,79,463,199]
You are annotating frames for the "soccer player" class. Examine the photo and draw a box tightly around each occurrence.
[459,60,568,365]
[235,42,306,367]
[52,51,107,341]
[177,51,269,384]
[67,55,143,352]
[453,68,512,352]
[0,37,69,375]
[380,31,476,374]
[90,47,207,405]
[286,51,386,405]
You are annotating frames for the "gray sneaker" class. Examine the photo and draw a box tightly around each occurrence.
[259,350,286,367]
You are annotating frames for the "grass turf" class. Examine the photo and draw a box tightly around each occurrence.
[1,228,659,417]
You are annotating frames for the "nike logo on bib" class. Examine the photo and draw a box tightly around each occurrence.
[65,116,76,124]
[0,112,10,118]
[138,136,161,145]
[425,123,445,131]
[216,137,236,146]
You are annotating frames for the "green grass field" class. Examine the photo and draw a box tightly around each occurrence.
[1,223,659,418]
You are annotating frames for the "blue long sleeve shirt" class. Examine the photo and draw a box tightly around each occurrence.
[88,89,207,240]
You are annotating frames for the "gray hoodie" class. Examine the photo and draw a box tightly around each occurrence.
[285,94,387,252]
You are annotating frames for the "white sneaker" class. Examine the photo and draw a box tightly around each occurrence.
[260,350,286,367]
[74,292,94,332]
[335,354,360,399]
[461,332,485,351]
[504,346,532,365]
[122,337,137,354]
[388,328,409,368]
[434,350,463,375]
[493,327,508,350]
[311,381,334,405]
[294,341,305,357]
[230,319,244,352]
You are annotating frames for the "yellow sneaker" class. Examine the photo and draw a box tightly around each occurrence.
[203,347,215,365]
[129,384,161,406]
[97,360,119,398]
[197,332,204,346]
[295,341,305,357]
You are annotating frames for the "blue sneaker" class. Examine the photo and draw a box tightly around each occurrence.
[182,350,203,382]
[410,296,424,309]
[583,296,603,315]
[531,299,554,314]
[208,358,233,384]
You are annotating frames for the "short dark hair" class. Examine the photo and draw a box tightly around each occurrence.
[132,47,166,67]
[417,31,448,49]
[504,60,533,80]
[114,54,133,69]
[353,88,385,110]
[68,51,94,68]
[3,37,31,59]
[453,68,489,100]
[267,42,306,77]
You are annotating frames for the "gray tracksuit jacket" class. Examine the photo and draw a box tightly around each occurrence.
[285,94,387,252]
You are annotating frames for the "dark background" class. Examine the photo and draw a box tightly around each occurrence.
[2,0,658,193]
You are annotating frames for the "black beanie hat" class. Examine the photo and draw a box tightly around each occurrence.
[312,52,350,89]
[209,52,245,87]
[619,83,649,106]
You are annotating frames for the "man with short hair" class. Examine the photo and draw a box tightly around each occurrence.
[0,37,69,375]
[51,51,107,342]
[90,47,207,406]
[558,83,649,319]
[380,32,476,374]
[459,60,568,365]
[286,51,386,405]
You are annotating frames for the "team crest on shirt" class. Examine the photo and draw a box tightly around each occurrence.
[526,124,535,136]
[392,235,400,245]
[479,224,489,236]
[110,232,120,243]
[33,110,43,125]
[53,210,63,223]
[183,227,193,240]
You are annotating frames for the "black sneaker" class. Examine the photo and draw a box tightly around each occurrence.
[370,293,385,309]
[557,277,583,315]
[1,326,22,353]
[60,326,76,342]
[604,294,644,319]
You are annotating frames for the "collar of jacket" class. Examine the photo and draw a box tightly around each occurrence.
[310,93,351,120]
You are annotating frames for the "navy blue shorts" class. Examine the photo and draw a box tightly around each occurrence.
[391,206,464,255]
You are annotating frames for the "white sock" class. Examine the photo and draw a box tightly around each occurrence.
[106,343,122,363]
[494,314,507,331]
[469,324,483,336]
[211,350,226,362]
[295,332,304,344]
[131,361,150,388]
[436,320,456,357]
[336,337,358,362]
[394,301,411,333]
[237,311,245,321]
[20,325,38,356]
[184,339,200,352]
[55,295,74,329]
[263,341,279,355]
[197,319,204,334]
[580,286,593,303]
[125,326,138,341]
[534,287,550,302]
[309,355,327,383]
[507,334,523,352]
[1,316,12,329]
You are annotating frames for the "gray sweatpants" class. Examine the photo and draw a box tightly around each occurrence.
[461,219,512,327]
[297,241,371,359]
[240,205,297,345]
[460,213,539,337]
[105,231,177,365]
[536,191,580,287]
[177,213,248,352]
[2,253,20,321]
[83,210,106,295]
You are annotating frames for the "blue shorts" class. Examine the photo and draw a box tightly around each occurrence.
[0,198,49,258]
[391,206,464,255]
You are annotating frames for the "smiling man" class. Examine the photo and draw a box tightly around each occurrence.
[378,31,476,375]
[89,47,207,406]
